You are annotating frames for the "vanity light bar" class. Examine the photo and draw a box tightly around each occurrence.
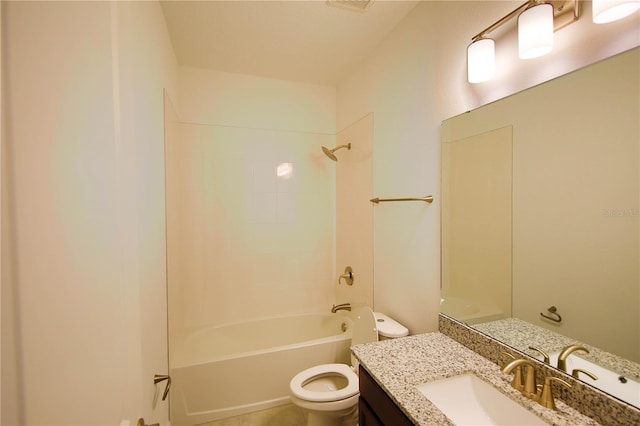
[468,0,581,83]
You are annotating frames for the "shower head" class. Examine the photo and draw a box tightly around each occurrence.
[321,143,351,161]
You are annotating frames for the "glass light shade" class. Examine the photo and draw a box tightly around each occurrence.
[467,38,495,83]
[593,0,640,23]
[518,3,554,59]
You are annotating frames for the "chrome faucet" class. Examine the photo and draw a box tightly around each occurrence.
[557,344,589,372]
[331,303,351,313]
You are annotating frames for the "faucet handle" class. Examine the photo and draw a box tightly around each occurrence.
[501,351,516,364]
[338,266,354,286]
[539,376,572,410]
[529,346,550,364]
[572,368,598,381]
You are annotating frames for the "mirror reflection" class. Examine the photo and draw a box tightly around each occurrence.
[441,47,639,407]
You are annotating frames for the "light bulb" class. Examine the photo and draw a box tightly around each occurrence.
[518,3,554,59]
[593,0,640,23]
[467,38,495,83]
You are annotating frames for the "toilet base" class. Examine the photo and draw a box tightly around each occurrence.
[306,404,357,426]
[290,394,359,426]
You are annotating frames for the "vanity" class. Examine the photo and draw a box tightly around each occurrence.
[359,366,413,426]
[352,324,640,425]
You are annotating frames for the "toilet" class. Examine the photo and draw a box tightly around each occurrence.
[289,307,408,426]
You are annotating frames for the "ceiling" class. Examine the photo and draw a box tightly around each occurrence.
[159,0,421,86]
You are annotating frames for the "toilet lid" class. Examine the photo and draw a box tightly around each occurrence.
[351,306,378,346]
[289,363,359,402]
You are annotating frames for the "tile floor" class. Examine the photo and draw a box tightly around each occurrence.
[198,404,307,426]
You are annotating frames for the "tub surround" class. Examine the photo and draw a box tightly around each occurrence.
[351,332,598,425]
[439,314,640,426]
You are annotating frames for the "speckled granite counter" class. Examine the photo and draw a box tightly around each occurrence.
[352,332,600,426]
[474,318,640,381]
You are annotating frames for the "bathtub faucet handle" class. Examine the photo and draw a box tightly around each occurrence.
[338,266,354,286]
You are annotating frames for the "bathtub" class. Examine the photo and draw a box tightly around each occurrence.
[440,295,507,325]
[169,313,352,425]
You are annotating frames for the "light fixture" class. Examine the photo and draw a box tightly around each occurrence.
[518,3,554,59]
[467,0,581,83]
[467,38,496,83]
[593,0,640,23]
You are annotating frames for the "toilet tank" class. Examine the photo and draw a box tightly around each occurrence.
[374,312,409,340]
[349,309,409,373]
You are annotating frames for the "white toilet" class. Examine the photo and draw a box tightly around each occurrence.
[289,307,408,426]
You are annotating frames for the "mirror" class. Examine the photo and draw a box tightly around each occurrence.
[441,47,639,407]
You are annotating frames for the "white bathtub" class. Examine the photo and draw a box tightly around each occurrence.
[169,313,352,425]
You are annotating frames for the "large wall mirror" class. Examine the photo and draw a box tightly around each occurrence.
[441,47,639,408]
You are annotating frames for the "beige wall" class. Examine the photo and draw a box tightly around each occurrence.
[166,68,337,331]
[510,50,639,361]
[336,0,639,334]
[1,1,177,424]
[335,113,374,310]
[442,127,513,317]
[177,66,336,134]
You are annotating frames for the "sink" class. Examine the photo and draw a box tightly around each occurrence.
[417,373,547,425]
[539,351,640,408]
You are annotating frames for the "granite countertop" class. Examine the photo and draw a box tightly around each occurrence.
[351,332,601,426]
[473,318,640,381]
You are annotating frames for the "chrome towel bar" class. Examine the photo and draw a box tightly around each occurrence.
[370,195,434,204]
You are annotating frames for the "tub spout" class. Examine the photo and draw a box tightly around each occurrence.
[331,303,351,313]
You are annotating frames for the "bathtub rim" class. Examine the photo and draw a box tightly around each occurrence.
[170,311,353,369]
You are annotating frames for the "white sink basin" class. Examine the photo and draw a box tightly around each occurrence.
[540,351,640,408]
[417,373,547,425]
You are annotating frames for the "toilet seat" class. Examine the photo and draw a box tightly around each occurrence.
[289,363,359,402]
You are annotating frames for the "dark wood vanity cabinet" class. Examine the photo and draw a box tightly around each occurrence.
[358,366,414,426]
